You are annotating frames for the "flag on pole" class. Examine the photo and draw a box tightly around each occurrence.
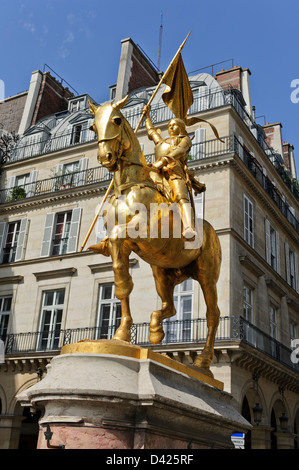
[161,52,193,120]
[161,51,224,143]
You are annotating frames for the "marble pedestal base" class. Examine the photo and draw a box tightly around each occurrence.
[18,340,250,449]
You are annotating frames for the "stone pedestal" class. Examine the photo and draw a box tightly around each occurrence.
[17,340,251,449]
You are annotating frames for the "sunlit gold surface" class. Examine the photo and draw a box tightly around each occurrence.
[60,339,224,390]
[85,37,222,373]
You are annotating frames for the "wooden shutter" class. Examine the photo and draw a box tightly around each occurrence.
[0,222,8,264]
[15,218,29,262]
[52,164,63,190]
[77,157,88,186]
[40,213,55,257]
[96,215,106,243]
[275,231,280,275]
[285,242,290,285]
[294,252,299,294]
[67,208,82,253]
[27,170,38,197]
[265,219,271,264]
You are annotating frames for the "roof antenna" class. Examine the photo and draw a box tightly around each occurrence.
[157,10,163,71]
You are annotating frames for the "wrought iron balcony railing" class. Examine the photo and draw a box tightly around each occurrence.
[2,86,297,204]
[3,316,299,374]
[1,133,297,234]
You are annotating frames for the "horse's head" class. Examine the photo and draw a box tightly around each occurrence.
[89,96,131,171]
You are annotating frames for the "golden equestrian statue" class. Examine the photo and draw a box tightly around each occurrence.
[83,33,222,372]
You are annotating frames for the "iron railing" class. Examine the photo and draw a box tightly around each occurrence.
[233,136,299,233]
[0,136,232,204]
[0,166,112,204]
[3,316,299,374]
[1,133,298,233]
[2,86,298,202]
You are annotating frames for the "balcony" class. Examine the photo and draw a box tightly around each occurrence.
[3,316,299,375]
[2,86,298,204]
[1,133,298,233]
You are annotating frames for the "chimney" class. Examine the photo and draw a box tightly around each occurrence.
[215,66,253,116]
[115,38,160,101]
[283,142,297,179]
[18,70,43,135]
[263,122,284,158]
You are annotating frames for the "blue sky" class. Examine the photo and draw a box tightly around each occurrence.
[1,0,299,170]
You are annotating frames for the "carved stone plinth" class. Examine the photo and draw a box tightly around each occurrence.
[17,340,251,449]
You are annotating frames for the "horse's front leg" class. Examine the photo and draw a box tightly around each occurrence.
[149,266,178,344]
[193,280,220,369]
[109,236,133,343]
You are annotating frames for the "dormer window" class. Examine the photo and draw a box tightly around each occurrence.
[71,121,88,144]
[71,99,84,113]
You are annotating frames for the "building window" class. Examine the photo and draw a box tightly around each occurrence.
[41,208,82,258]
[270,227,278,270]
[290,321,297,342]
[265,220,280,273]
[285,242,298,292]
[0,218,29,264]
[243,284,255,345]
[0,296,12,341]
[244,195,254,247]
[71,121,88,144]
[16,173,30,187]
[164,279,193,343]
[269,305,278,340]
[61,161,80,187]
[2,221,20,263]
[52,212,72,256]
[243,285,253,323]
[269,305,278,358]
[38,289,65,351]
[71,99,84,113]
[96,283,121,340]
[289,249,296,290]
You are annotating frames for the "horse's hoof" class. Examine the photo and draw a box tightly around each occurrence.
[149,326,165,344]
[87,237,110,256]
[112,329,131,343]
[193,350,212,369]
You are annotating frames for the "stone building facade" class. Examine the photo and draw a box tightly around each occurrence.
[0,39,298,449]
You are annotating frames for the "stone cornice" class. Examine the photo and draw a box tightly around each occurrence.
[0,275,23,285]
[33,267,77,281]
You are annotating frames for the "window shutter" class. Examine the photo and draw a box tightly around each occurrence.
[194,192,204,220]
[52,164,63,190]
[27,170,38,197]
[96,215,106,243]
[265,219,271,264]
[77,157,88,186]
[294,252,299,294]
[7,176,16,199]
[15,218,29,262]
[0,222,8,264]
[285,242,290,285]
[275,231,280,275]
[67,208,82,253]
[238,136,244,161]
[192,128,206,159]
[40,213,55,257]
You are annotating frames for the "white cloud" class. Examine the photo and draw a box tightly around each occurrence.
[23,22,36,34]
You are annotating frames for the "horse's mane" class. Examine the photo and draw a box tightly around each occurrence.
[123,115,148,166]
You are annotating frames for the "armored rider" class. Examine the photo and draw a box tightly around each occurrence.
[143,105,205,239]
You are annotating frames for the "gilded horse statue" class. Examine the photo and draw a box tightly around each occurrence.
[87,96,221,371]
